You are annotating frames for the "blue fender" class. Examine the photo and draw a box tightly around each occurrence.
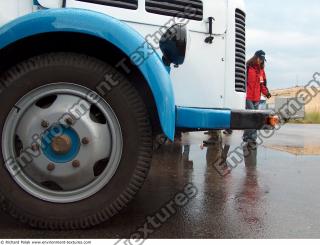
[0,8,176,140]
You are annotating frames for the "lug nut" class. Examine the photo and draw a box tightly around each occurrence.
[65,117,74,126]
[41,120,49,128]
[31,143,40,151]
[81,137,90,145]
[47,163,55,171]
[72,160,80,168]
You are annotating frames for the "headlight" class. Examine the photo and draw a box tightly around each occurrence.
[159,24,187,67]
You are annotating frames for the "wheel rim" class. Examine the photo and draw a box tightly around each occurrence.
[2,83,123,203]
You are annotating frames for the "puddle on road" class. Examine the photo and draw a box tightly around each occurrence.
[265,144,320,155]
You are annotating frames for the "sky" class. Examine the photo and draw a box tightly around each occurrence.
[246,0,320,89]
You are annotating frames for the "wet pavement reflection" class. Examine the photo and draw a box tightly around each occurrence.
[1,124,320,238]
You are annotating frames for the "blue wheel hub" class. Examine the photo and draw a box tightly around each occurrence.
[42,125,80,164]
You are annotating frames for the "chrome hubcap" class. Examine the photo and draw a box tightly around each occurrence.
[2,83,123,203]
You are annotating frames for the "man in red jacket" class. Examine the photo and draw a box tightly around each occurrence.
[243,50,271,143]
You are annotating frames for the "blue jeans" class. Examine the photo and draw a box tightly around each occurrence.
[243,100,260,142]
[259,100,267,110]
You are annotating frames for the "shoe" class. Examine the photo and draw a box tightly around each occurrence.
[244,140,257,151]
[223,129,233,135]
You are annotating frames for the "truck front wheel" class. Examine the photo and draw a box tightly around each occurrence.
[0,53,152,229]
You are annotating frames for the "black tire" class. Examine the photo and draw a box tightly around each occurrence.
[0,53,153,229]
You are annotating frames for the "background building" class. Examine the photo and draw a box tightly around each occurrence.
[268,86,320,114]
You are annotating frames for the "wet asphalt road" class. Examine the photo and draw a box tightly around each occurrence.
[1,124,320,239]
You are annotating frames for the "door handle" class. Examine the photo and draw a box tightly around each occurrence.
[205,17,215,44]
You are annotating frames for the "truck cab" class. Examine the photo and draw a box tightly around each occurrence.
[0,0,275,229]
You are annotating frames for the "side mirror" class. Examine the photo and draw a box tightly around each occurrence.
[159,24,187,67]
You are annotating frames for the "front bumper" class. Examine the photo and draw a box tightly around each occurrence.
[230,110,277,129]
[176,107,278,131]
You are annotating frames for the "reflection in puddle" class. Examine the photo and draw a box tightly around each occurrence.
[181,131,264,231]
[265,144,320,155]
[234,168,265,230]
[148,128,320,238]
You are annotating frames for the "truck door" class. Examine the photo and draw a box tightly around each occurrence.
[170,0,228,108]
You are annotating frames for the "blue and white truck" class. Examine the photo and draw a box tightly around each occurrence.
[0,0,276,229]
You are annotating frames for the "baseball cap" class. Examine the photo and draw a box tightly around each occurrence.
[255,50,266,61]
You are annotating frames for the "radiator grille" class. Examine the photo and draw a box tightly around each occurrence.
[235,9,246,92]
[145,0,203,21]
[76,0,138,10]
